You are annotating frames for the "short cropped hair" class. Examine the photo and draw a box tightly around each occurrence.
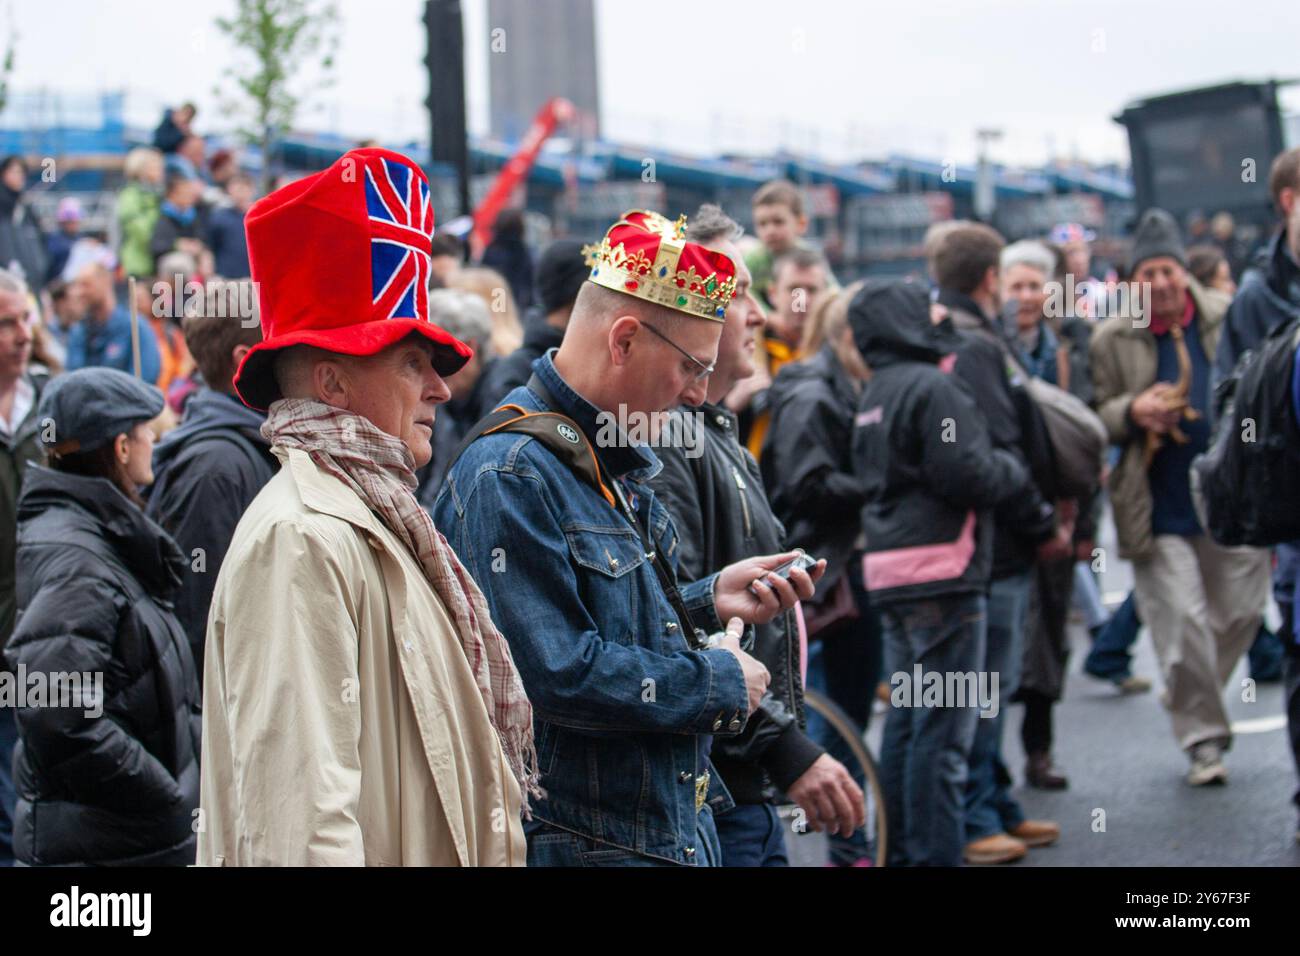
[932,222,1005,294]
[1000,240,1056,277]
[182,280,263,389]
[428,288,493,347]
[686,203,743,245]
[1269,147,1300,211]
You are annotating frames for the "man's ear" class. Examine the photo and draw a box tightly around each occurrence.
[796,214,809,235]
[1281,186,1297,219]
[230,343,251,381]
[311,357,350,407]
[983,265,1000,297]
[608,315,640,368]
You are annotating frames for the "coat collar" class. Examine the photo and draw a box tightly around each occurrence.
[280,446,384,534]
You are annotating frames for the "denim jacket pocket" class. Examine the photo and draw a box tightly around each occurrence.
[564,523,647,579]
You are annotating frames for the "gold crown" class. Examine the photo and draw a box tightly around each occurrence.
[582,210,737,322]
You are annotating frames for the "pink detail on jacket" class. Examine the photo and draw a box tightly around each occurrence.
[862,511,977,592]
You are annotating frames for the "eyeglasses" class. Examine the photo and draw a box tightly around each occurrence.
[640,321,715,382]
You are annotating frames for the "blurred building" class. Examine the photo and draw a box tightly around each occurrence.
[487,0,600,141]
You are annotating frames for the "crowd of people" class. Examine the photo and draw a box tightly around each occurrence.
[0,126,1297,868]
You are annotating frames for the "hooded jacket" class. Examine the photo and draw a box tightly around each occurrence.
[850,282,1031,606]
[652,402,825,806]
[146,388,277,680]
[0,371,48,662]
[762,343,869,592]
[4,465,201,866]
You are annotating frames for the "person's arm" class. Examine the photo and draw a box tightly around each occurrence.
[5,574,184,813]
[918,375,1032,512]
[764,385,865,524]
[1090,322,1144,444]
[440,466,747,736]
[210,519,366,865]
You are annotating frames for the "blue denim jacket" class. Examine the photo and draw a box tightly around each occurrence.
[432,351,748,864]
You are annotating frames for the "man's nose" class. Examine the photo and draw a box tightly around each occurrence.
[425,369,452,403]
[679,376,708,407]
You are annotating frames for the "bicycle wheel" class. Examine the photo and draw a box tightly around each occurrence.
[779,687,888,867]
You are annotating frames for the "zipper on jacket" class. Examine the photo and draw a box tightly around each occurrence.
[732,466,753,539]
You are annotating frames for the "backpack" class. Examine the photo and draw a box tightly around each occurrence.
[1191,317,1300,547]
[1024,376,1108,499]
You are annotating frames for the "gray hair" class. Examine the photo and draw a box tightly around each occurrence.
[0,267,29,298]
[428,288,493,347]
[1000,240,1056,277]
[686,203,743,245]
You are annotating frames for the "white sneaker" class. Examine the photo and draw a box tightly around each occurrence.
[1187,743,1228,786]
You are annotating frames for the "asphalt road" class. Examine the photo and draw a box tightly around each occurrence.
[785,510,1299,867]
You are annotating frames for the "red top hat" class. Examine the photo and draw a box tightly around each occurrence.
[233,147,472,410]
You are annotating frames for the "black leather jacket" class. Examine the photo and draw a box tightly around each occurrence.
[651,403,824,806]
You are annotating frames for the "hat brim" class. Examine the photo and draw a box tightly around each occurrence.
[233,319,473,411]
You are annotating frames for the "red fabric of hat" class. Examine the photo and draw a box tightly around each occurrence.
[233,147,472,410]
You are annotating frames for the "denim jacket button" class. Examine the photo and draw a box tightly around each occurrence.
[712,718,723,731]
[728,717,742,732]
[684,846,696,859]
[665,621,678,633]
[679,771,692,783]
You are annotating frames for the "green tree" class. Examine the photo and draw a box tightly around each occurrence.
[214,0,340,193]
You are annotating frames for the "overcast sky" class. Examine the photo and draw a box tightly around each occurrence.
[5,0,1299,167]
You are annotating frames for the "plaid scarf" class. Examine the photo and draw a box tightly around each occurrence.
[263,398,540,812]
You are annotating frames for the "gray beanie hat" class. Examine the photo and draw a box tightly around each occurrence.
[1129,208,1186,273]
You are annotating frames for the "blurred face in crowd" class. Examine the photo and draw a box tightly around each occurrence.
[117,422,157,487]
[1000,262,1048,333]
[73,265,113,318]
[1133,256,1189,322]
[1281,185,1300,261]
[0,289,33,382]
[753,202,804,255]
[179,136,206,169]
[1063,241,1090,279]
[1208,259,1236,297]
[702,237,763,399]
[143,153,165,187]
[330,337,451,468]
[1,159,25,193]
[430,254,460,286]
[228,177,254,211]
[768,259,828,346]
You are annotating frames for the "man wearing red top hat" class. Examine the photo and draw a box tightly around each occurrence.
[431,209,825,866]
[197,148,535,866]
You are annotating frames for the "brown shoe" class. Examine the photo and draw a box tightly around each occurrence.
[1025,752,1069,790]
[1008,819,1060,848]
[963,833,1028,865]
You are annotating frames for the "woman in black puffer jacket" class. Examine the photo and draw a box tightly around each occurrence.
[4,368,200,866]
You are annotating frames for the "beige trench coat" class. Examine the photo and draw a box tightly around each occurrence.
[1089,278,1229,561]
[196,446,525,866]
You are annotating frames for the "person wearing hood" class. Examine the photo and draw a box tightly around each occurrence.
[146,280,274,681]
[4,368,201,866]
[0,157,48,290]
[849,279,1032,867]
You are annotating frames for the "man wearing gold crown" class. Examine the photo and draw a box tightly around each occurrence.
[433,209,825,866]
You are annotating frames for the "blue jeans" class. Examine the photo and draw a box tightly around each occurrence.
[0,705,17,865]
[964,571,1031,843]
[524,806,722,867]
[714,803,788,867]
[879,592,986,866]
[1084,590,1140,680]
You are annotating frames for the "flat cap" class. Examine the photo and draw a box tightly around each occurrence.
[38,368,164,454]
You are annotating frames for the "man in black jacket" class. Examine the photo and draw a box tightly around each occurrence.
[146,281,274,684]
[477,238,588,411]
[651,205,863,866]
[932,222,1065,864]
[1214,147,1300,834]
[851,278,1025,866]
